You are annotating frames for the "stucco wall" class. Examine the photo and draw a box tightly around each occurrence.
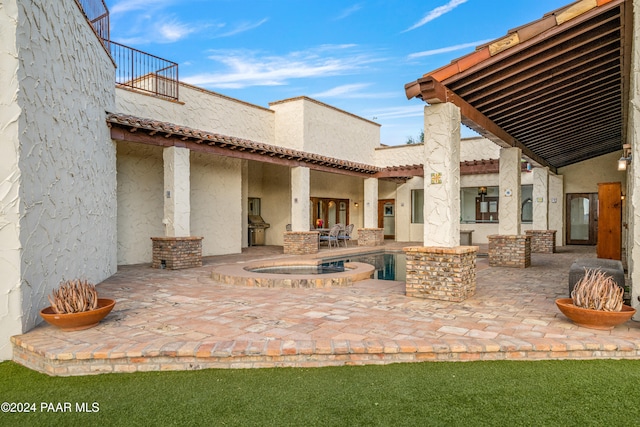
[559,151,626,194]
[270,97,380,164]
[460,137,500,161]
[0,0,23,361]
[375,144,423,168]
[116,84,275,144]
[0,0,117,359]
[116,142,164,265]
[191,152,243,256]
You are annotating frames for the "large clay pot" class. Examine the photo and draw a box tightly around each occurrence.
[40,298,116,331]
[555,298,636,330]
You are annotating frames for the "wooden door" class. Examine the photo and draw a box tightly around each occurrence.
[378,200,395,239]
[597,182,622,260]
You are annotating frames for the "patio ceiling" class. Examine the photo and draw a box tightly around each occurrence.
[405,0,632,171]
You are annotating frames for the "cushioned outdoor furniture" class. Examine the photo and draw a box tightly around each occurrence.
[338,224,354,247]
[319,224,341,249]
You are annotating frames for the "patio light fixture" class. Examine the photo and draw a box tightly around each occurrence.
[478,187,487,196]
[618,144,632,171]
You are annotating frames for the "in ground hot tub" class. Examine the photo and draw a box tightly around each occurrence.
[211,260,374,288]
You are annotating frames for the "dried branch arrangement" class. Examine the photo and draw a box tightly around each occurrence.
[571,268,624,312]
[48,279,99,314]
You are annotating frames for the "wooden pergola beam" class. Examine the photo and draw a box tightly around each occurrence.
[412,76,556,173]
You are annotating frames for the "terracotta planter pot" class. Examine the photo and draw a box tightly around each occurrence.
[555,298,636,330]
[40,298,116,331]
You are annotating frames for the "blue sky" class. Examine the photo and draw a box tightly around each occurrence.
[106,0,573,145]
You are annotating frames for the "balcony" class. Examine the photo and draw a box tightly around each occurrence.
[76,0,179,102]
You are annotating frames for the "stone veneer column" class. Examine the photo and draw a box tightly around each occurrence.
[532,167,549,230]
[163,146,190,237]
[404,103,476,301]
[548,174,564,247]
[358,178,383,246]
[285,167,318,254]
[498,147,522,235]
[492,147,530,267]
[629,0,640,321]
[423,103,460,247]
[153,146,203,269]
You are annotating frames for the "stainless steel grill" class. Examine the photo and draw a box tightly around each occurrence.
[248,215,270,246]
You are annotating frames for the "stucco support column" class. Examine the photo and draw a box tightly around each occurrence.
[153,146,202,269]
[358,177,383,246]
[405,102,476,302]
[285,167,318,254]
[489,147,530,267]
[290,167,310,232]
[532,167,549,230]
[423,102,460,247]
[498,147,522,235]
[549,174,564,247]
[163,146,190,237]
[526,167,556,253]
[241,161,249,248]
[629,0,640,321]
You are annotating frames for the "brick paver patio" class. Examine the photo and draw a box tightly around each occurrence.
[11,243,640,376]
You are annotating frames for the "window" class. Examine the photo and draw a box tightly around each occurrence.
[521,185,533,223]
[411,189,424,224]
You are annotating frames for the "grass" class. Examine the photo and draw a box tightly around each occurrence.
[1,359,640,426]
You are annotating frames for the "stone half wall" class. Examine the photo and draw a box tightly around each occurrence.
[404,246,477,302]
[488,235,532,268]
[357,228,384,246]
[0,0,116,360]
[151,237,203,269]
[525,230,557,254]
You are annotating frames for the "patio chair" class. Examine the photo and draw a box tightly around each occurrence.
[319,224,341,249]
[338,224,354,247]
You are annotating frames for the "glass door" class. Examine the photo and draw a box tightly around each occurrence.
[566,193,598,245]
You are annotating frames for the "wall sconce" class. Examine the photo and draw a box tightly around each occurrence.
[618,144,632,171]
[478,186,487,196]
[354,202,359,207]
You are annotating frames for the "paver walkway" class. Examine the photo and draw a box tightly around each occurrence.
[12,244,640,376]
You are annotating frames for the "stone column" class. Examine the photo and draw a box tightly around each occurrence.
[527,167,555,253]
[498,147,522,235]
[359,177,383,246]
[532,167,549,230]
[549,174,564,247]
[423,103,460,247]
[490,147,530,267]
[404,102,476,302]
[285,166,318,254]
[163,146,190,237]
[629,0,640,321]
[153,146,202,269]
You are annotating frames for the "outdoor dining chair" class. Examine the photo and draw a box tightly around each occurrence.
[319,224,342,249]
[338,224,354,247]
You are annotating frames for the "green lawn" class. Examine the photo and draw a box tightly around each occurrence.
[1,359,639,426]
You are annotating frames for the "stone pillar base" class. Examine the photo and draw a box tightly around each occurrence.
[488,235,531,268]
[404,246,477,302]
[284,231,319,255]
[151,237,203,269]
[525,230,557,253]
[357,228,384,246]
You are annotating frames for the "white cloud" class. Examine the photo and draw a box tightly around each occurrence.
[366,105,426,120]
[214,18,269,38]
[311,84,397,100]
[335,3,364,20]
[183,46,382,89]
[403,0,468,32]
[110,0,175,15]
[157,19,197,42]
[408,39,492,59]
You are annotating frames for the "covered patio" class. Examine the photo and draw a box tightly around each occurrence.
[12,244,640,376]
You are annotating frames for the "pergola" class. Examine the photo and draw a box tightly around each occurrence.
[404,0,631,172]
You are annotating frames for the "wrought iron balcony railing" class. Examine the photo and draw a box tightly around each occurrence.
[75,0,109,41]
[106,40,179,102]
